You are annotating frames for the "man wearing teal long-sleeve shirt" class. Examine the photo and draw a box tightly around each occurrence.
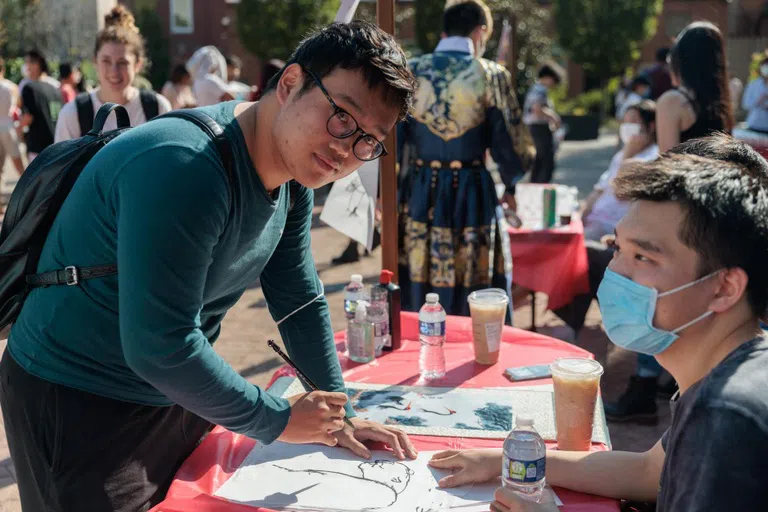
[0,22,418,512]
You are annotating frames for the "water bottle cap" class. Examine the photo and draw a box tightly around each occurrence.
[351,274,363,283]
[380,269,393,284]
[515,415,534,427]
[426,293,439,303]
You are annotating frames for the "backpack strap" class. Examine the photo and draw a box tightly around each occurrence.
[139,89,160,121]
[75,92,95,137]
[89,103,131,136]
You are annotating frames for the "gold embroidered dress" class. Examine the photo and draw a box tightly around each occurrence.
[397,41,534,316]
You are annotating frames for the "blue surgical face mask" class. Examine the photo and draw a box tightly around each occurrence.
[597,269,720,355]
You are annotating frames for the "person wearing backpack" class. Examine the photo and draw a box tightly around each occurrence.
[0,21,417,511]
[54,5,170,142]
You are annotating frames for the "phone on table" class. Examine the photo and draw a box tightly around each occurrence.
[504,364,552,382]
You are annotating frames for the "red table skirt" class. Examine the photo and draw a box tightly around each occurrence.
[152,313,619,512]
[509,218,590,310]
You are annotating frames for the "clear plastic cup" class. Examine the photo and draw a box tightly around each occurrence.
[467,289,509,365]
[550,358,604,451]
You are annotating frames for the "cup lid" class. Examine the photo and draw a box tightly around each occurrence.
[550,357,604,378]
[467,288,509,305]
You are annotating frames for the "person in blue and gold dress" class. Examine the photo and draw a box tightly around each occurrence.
[397,0,535,317]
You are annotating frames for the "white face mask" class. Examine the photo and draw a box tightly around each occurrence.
[620,123,642,144]
[760,64,768,77]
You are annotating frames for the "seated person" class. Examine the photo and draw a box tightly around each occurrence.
[428,136,768,511]
[583,100,658,242]
[742,53,768,134]
[616,75,651,120]
[554,100,658,333]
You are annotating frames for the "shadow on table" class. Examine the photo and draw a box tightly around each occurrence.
[394,359,495,388]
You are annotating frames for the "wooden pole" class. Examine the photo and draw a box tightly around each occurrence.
[377,0,399,282]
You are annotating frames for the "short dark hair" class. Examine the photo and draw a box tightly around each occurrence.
[669,133,768,177]
[59,62,74,80]
[226,55,242,70]
[170,63,189,84]
[625,99,656,130]
[655,47,670,63]
[538,63,563,84]
[614,151,768,317]
[264,21,415,121]
[25,49,48,74]
[630,75,651,91]
[443,1,492,38]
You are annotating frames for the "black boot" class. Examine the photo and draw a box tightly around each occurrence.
[331,240,360,265]
[604,376,658,424]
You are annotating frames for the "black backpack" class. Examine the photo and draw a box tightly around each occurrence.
[0,102,233,336]
[75,90,160,136]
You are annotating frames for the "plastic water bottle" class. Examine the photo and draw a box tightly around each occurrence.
[502,416,547,502]
[419,293,446,380]
[344,274,364,320]
[368,285,390,357]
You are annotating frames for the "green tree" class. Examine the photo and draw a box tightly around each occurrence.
[554,0,662,87]
[236,0,337,60]
[135,6,170,90]
[485,0,552,99]
[415,0,444,54]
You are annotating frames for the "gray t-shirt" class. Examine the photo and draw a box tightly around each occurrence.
[658,337,768,511]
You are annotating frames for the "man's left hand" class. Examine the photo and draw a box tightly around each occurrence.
[333,417,418,460]
[490,485,559,512]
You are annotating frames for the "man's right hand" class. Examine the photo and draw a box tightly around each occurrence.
[278,391,349,446]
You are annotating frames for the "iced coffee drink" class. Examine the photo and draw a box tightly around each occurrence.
[551,358,603,451]
[467,289,509,365]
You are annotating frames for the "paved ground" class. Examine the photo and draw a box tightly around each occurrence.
[0,133,669,510]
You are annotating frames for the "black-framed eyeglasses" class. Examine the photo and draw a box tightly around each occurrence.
[305,68,388,162]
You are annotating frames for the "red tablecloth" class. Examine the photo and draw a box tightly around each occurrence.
[733,127,768,159]
[509,218,590,310]
[152,313,619,512]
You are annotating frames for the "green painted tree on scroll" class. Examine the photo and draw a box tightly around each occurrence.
[237,0,338,60]
[554,0,663,86]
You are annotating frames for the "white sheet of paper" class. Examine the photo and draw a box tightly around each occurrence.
[319,161,379,250]
[216,443,490,511]
[335,0,362,23]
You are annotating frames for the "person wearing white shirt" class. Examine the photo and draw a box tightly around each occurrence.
[54,5,171,142]
[187,46,235,107]
[0,58,24,179]
[742,55,768,134]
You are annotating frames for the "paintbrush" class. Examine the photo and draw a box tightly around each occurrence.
[268,339,355,430]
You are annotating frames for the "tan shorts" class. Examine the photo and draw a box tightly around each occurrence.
[0,129,21,160]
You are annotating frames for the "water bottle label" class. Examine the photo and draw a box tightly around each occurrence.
[419,320,445,336]
[503,456,545,483]
[344,299,357,318]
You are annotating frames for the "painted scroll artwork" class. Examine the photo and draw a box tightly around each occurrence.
[281,381,609,444]
[214,442,498,511]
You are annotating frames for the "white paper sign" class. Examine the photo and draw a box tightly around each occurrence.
[319,160,379,250]
[335,0,362,23]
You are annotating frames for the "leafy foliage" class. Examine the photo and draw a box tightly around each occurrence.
[414,0,444,54]
[236,0,338,60]
[135,7,170,90]
[554,0,662,83]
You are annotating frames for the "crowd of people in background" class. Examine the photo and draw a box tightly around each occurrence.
[0,4,281,182]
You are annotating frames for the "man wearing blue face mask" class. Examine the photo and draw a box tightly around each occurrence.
[424,136,768,511]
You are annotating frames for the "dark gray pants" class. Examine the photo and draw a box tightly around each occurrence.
[0,351,212,512]
[553,239,615,332]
